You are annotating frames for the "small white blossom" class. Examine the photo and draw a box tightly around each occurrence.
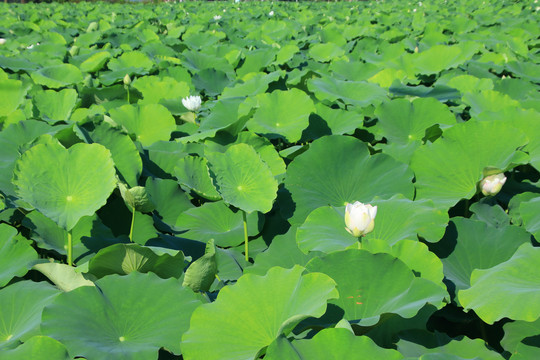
[413,8,417,12]
[344,201,377,237]
[480,173,507,196]
[269,10,274,16]
[213,15,222,21]
[182,95,202,111]
[0,38,6,45]
[235,0,240,3]
[418,1,422,6]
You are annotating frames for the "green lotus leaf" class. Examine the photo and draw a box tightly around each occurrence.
[462,90,521,118]
[174,156,221,200]
[0,335,69,360]
[246,228,316,276]
[0,120,56,196]
[309,43,346,62]
[411,120,528,207]
[88,243,184,279]
[107,51,154,73]
[373,97,455,144]
[183,239,217,293]
[436,217,530,295]
[445,74,494,94]
[397,332,505,360]
[206,143,278,214]
[90,121,142,188]
[314,103,364,135]
[458,243,540,324]
[181,265,338,360]
[267,330,403,360]
[362,239,445,288]
[305,250,447,325]
[23,211,121,264]
[145,178,193,230]
[33,89,78,123]
[274,44,299,66]
[0,223,38,287]
[175,201,259,247]
[307,76,387,108]
[192,68,232,97]
[220,71,282,99]
[79,51,111,73]
[30,64,83,89]
[132,76,190,106]
[412,43,479,74]
[33,263,94,292]
[506,61,540,83]
[248,88,315,143]
[519,196,540,240]
[0,78,28,117]
[13,142,117,231]
[236,48,277,77]
[131,211,159,245]
[0,56,39,72]
[0,281,60,350]
[42,272,201,359]
[469,199,510,228]
[285,135,414,225]
[108,104,176,147]
[502,318,540,357]
[145,141,188,178]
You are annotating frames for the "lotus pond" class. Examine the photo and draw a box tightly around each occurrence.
[0,0,539,359]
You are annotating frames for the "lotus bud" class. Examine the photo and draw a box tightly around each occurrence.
[182,95,202,111]
[0,38,6,45]
[123,74,131,86]
[480,173,506,196]
[344,201,377,237]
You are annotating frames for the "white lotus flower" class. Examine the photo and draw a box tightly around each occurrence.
[213,15,222,21]
[344,201,377,237]
[269,10,274,16]
[182,95,202,111]
[480,173,507,196]
[0,38,6,45]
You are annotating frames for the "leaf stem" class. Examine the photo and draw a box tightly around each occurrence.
[126,88,130,103]
[67,230,73,266]
[243,211,249,262]
[129,209,135,242]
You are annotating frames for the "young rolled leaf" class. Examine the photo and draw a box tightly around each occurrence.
[182,239,218,293]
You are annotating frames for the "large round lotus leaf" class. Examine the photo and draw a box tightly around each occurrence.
[362,239,445,288]
[13,142,117,231]
[248,88,315,143]
[246,229,316,276]
[107,51,154,73]
[0,281,60,350]
[0,223,38,287]
[192,68,232,97]
[445,74,494,94]
[307,76,387,108]
[519,196,540,240]
[397,332,504,360]
[373,97,455,144]
[236,48,277,77]
[34,89,78,123]
[79,51,111,72]
[462,90,521,118]
[412,43,479,75]
[502,318,540,357]
[458,243,540,324]
[284,135,414,225]
[108,104,176,147]
[41,272,202,360]
[436,217,530,295]
[220,71,281,99]
[315,103,364,136]
[0,78,27,117]
[23,211,121,264]
[0,335,69,360]
[309,43,346,62]
[175,201,260,247]
[132,76,190,105]
[206,144,278,214]
[33,262,94,292]
[305,250,447,326]
[90,122,142,188]
[266,330,403,360]
[0,120,55,197]
[174,156,221,200]
[411,120,528,207]
[30,64,83,89]
[181,265,338,360]
[145,141,188,178]
[145,178,193,230]
[88,243,185,279]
